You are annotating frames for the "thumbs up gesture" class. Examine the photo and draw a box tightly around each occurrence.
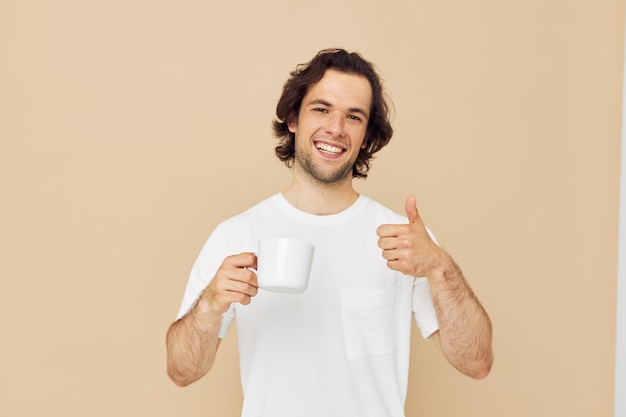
[376,195,446,278]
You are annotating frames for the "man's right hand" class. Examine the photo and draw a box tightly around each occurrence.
[202,252,259,314]
[166,252,258,387]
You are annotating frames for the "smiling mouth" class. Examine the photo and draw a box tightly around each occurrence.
[315,142,344,155]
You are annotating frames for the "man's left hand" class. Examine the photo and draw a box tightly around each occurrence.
[376,195,448,278]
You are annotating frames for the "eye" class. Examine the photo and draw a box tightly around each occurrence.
[347,114,363,122]
[313,107,328,114]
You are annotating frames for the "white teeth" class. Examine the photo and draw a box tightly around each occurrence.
[316,143,342,154]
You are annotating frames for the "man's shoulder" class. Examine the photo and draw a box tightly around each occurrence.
[218,193,280,227]
[360,195,407,223]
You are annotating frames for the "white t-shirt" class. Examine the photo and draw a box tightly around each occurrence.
[177,193,440,417]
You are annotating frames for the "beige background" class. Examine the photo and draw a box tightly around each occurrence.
[1,0,623,416]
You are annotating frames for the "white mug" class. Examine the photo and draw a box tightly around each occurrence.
[256,237,315,293]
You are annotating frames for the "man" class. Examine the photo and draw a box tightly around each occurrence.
[166,48,493,416]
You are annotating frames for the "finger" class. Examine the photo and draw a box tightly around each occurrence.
[380,248,400,262]
[377,223,404,238]
[212,271,258,302]
[213,259,258,290]
[405,195,421,224]
[225,252,257,269]
[233,266,258,286]
[385,258,410,275]
[228,279,259,296]
[377,236,398,250]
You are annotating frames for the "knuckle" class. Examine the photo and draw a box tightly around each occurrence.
[244,268,257,282]
[223,254,237,265]
[237,293,251,305]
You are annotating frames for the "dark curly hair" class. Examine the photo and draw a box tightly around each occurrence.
[272,48,393,179]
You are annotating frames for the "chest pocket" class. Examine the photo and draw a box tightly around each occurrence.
[340,284,399,360]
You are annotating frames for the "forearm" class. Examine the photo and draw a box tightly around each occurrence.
[428,254,493,379]
[166,293,223,386]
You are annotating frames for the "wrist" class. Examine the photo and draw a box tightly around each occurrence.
[191,291,225,328]
[427,251,459,284]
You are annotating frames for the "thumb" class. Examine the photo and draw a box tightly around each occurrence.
[405,195,421,224]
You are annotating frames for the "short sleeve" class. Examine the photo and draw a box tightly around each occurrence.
[412,277,439,339]
[175,225,236,338]
[411,226,440,339]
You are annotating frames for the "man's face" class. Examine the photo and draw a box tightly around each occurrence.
[288,69,372,185]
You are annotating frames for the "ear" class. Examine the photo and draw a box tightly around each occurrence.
[287,111,297,133]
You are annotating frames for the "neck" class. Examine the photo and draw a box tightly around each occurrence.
[282,174,359,215]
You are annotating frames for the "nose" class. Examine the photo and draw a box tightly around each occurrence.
[325,113,346,137]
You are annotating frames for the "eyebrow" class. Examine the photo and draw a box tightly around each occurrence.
[306,98,370,120]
